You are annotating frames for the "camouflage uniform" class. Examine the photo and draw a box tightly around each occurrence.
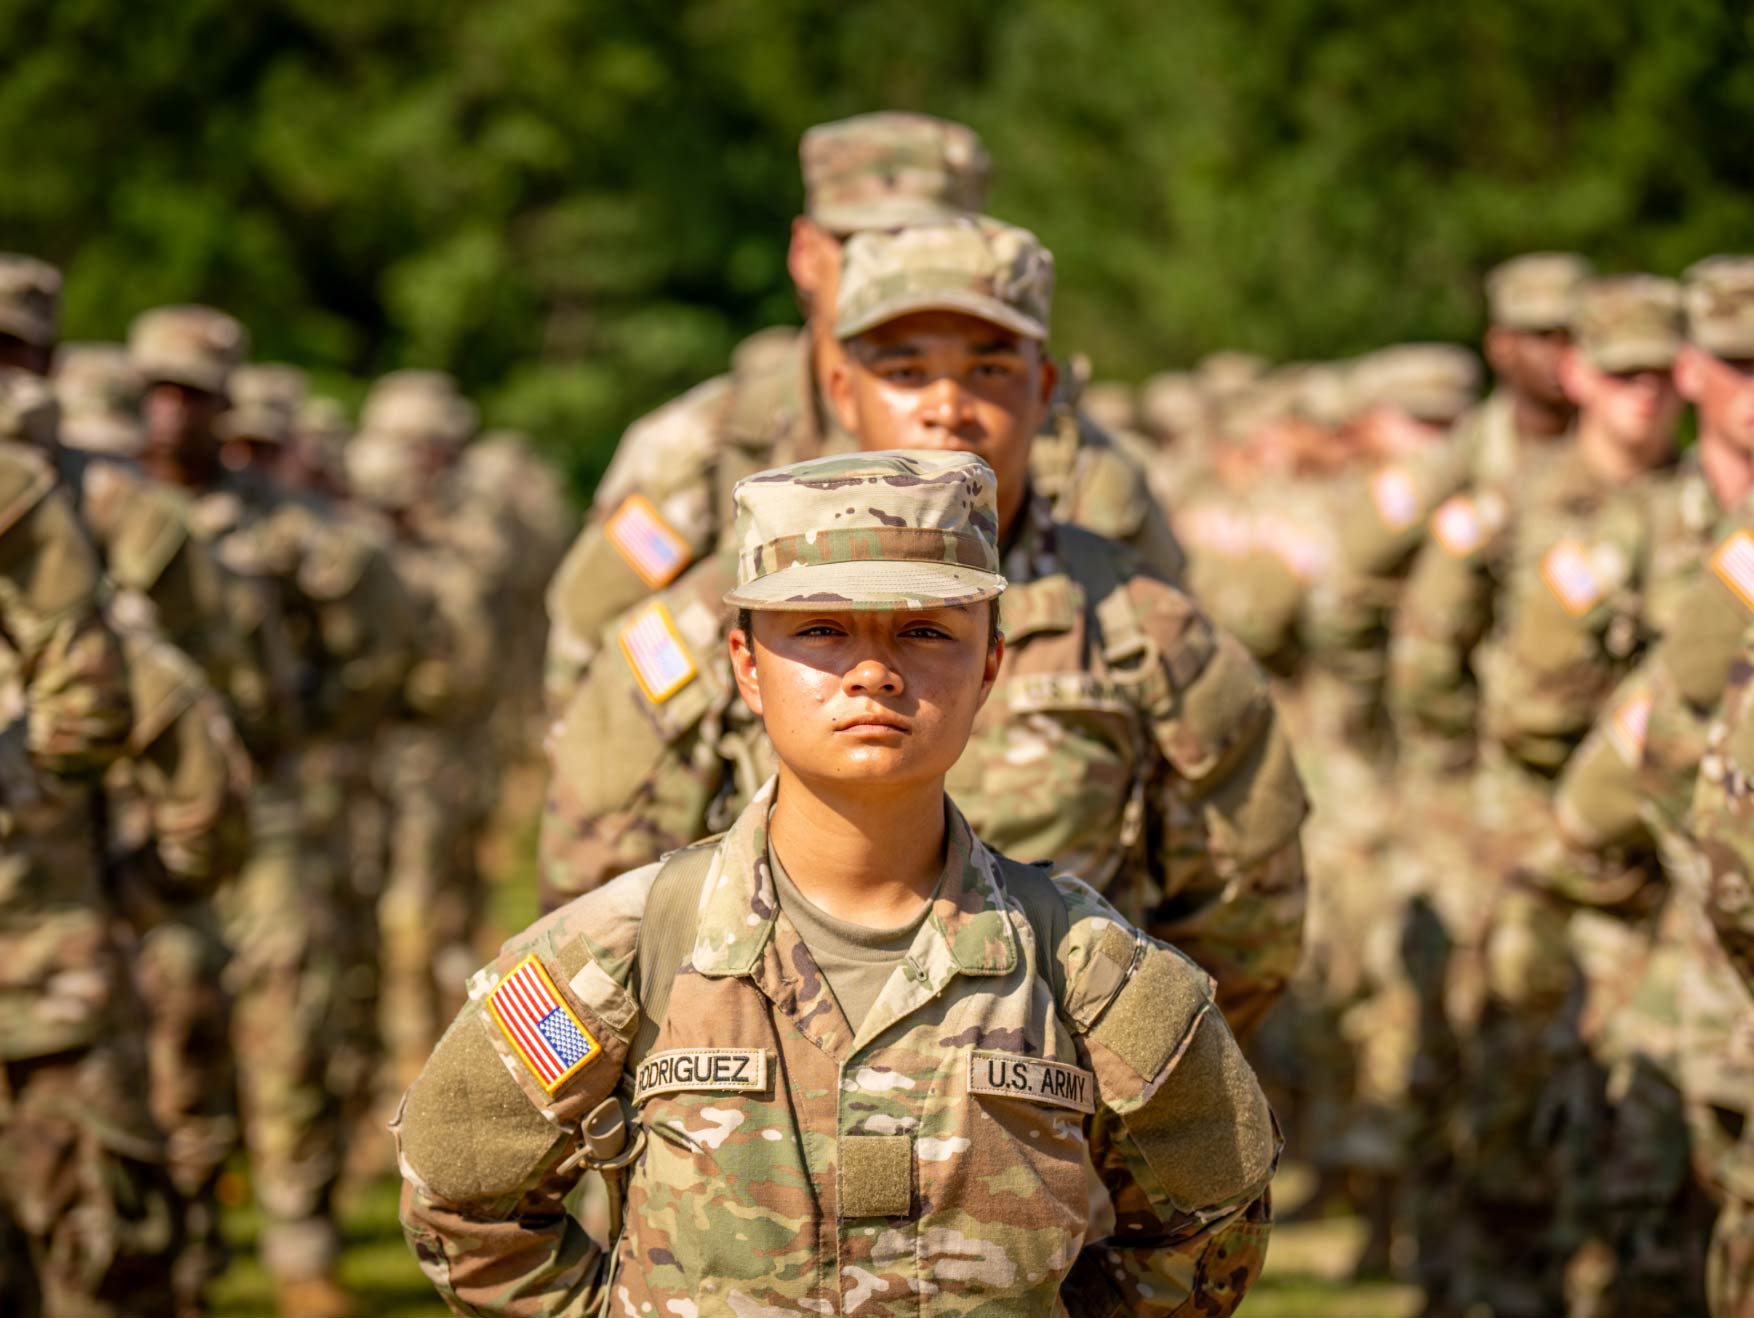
[51,343,145,456]
[345,374,498,1103]
[545,113,1182,712]
[0,439,180,1317]
[543,220,1307,1045]
[399,449,1280,1315]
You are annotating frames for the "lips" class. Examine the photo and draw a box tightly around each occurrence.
[833,710,910,733]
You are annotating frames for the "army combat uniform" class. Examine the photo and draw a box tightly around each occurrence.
[399,449,1280,1316]
[543,218,1307,1043]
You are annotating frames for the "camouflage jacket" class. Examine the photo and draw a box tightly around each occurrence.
[1695,625,1754,997]
[543,494,1307,1039]
[544,328,1186,711]
[399,787,1278,1316]
[0,443,134,1059]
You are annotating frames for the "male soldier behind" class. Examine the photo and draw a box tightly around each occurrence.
[543,216,1306,1044]
[399,448,1279,1315]
[545,113,1184,712]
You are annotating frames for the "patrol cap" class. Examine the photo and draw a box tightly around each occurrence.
[835,216,1054,342]
[0,368,58,449]
[1571,275,1684,373]
[52,342,143,455]
[1291,360,1361,428]
[1196,351,1270,402]
[216,363,308,445]
[128,305,248,396]
[1485,252,1593,331]
[1684,256,1754,360]
[357,369,477,451]
[800,113,991,235]
[723,450,1006,613]
[1081,381,1138,435]
[1353,344,1480,423]
[0,254,61,350]
[345,432,425,511]
[1139,372,1208,440]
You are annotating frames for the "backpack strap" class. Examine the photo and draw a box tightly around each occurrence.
[629,840,719,1067]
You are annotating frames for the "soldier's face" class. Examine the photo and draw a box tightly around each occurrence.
[1488,327,1571,406]
[1564,354,1681,458]
[143,382,224,459]
[830,311,1056,534]
[1677,345,1754,452]
[0,333,50,377]
[731,604,1002,791]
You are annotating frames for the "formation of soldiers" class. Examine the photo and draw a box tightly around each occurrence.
[8,105,1754,1318]
[0,259,573,1317]
[514,111,1754,1316]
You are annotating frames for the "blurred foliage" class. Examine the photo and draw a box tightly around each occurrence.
[4,0,1752,493]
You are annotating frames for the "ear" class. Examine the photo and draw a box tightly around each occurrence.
[788,218,835,301]
[1037,352,1058,410]
[1674,344,1706,403]
[1557,347,1593,408]
[728,620,765,718]
[975,612,1004,712]
[1483,326,1517,377]
[827,354,861,435]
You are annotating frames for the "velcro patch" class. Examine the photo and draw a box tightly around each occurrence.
[1712,529,1754,614]
[486,955,602,1095]
[634,1048,769,1104]
[1541,539,1605,616]
[1606,689,1652,767]
[618,601,698,704]
[1431,495,1487,558]
[605,494,689,589]
[1370,467,1420,532]
[968,1050,1095,1114]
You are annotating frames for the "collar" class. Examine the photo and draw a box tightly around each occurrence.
[689,779,1018,981]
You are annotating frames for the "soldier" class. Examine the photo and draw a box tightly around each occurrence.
[543,216,1307,1045]
[0,253,58,376]
[545,113,1183,713]
[345,372,498,1104]
[0,435,180,1316]
[398,448,1280,1315]
[52,342,146,456]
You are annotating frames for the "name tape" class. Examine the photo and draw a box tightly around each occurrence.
[967,1050,1095,1115]
[634,1048,769,1104]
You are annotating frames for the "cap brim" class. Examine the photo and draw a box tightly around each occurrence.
[809,198,971,236]
[836,288,1046,342]
[724,560,1006,612]
[1587,340,1679,373]
[1690,328,1754,360]
[135,358,229,397]
[0,311,53,350]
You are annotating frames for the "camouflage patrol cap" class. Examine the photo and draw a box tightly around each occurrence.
[1196,351,1269,402]
[835,216,1054,341]
[52,342,143,455]
[1572,275,1684,372]
[1353,344,1480,422]
[0,254,61,349]
[800,113,991,235]
[1684,256,1754,359]
[1081,381,1138,435]
[1291,360,1361,428]
[345,432,425,511]
[128,305,248,396]
[0,368,58,449]
[216,363,309,445]
[357,369,477,451]
[724,450,1006,612]
[1485,252,1593,331]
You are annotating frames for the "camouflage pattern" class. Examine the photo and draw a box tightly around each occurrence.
[0,252,60,349]
[1350,343,1481,423]
[543,484,1307,1043]
[833,215,1054,341]
[0,442,183,1315]
[723,450,1006,611]
[53,341,145,456]
[1697,628,1754,994]
[216,362,307,445]
[127,305,249,397]
[1572,274,1685,373]
[799,111,990,234]
[1683,255,1754,360]
[400,785,1278,1315]
[1485,251,1594,332]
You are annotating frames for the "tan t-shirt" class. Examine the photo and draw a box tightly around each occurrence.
[769,846,940,1033]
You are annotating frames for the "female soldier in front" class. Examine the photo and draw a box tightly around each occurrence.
[396,449,1279,1315]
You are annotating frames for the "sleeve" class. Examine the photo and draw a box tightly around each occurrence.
[1692,639,1754,995]
[1052,878,1280,1316]
[1130,581,1309,1039]
[396,867,656,1316]
[295,524,420,733]
[0,482,132,778]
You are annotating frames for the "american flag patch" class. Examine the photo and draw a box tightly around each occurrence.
[1431,495,1487,558]
[606,494,689,589]
[487,955,601,1094]
[1606,689,1652,766]
[1712,529,1754,614]
[618,601,697,704]
[1370,467,1420,532]
[1541,540,1604,616]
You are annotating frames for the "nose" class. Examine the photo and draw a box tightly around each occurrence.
[920,378,974,435]
[843,655,903,698]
